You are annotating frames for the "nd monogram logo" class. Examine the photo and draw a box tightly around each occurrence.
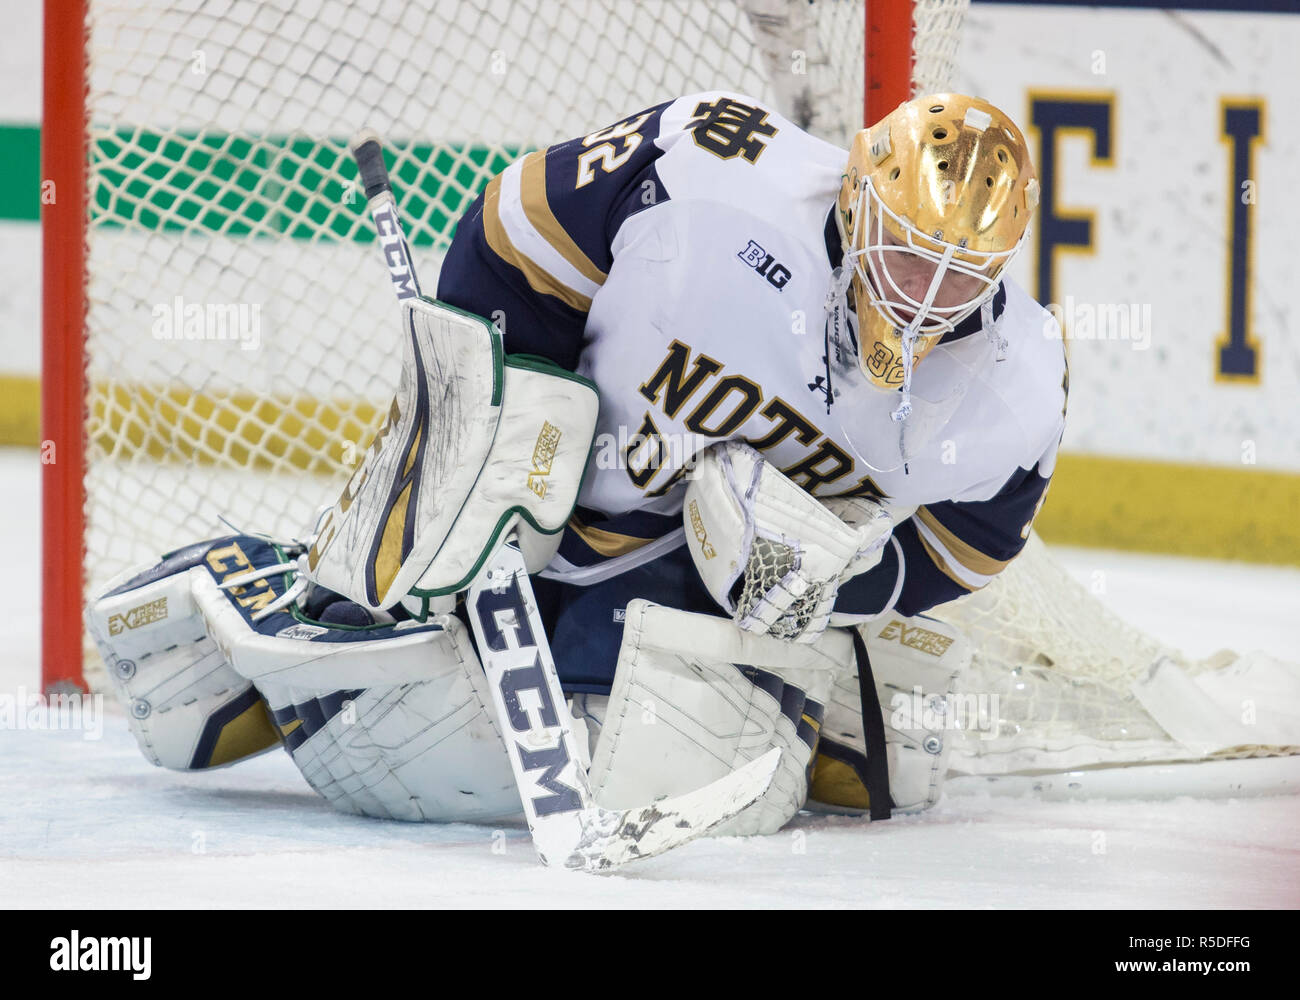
[688,97,778,163]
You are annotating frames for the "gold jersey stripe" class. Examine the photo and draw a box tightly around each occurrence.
[915,529,978,593]
[519,151,608,288]
[568,514,656,558]
[481,172,593,313]
[915,505,1012,578]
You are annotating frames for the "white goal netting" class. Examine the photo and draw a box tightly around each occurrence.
[81,0,882,629]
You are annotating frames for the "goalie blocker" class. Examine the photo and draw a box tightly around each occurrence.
[305,295,600,614]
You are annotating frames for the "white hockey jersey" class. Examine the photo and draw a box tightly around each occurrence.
[437,92,1067,617]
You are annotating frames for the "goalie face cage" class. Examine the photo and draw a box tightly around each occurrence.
[44,0,967,693]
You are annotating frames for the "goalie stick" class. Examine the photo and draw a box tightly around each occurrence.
[348,129,780,871]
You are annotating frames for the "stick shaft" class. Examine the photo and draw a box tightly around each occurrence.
[467,534,596,866]
[349,130,591,866]
[350,130,423,300]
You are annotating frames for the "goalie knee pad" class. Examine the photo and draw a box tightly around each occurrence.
[810,614,972,814]
[586,599,846,836]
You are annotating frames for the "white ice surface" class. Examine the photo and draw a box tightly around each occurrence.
[2,447,1298,908]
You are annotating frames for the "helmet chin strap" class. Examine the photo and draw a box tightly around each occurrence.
[982,295,1007,361]
[821,264,857,414]
[890,241,957,424]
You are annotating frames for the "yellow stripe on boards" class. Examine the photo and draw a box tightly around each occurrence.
[1036,453,1300,567]
[6,370,1298,568]
[0,374,40,447]
[84,381,387,475]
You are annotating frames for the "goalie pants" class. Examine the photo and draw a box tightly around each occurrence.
[519,543,721,694]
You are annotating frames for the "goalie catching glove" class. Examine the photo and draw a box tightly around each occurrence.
[683,440,894,643]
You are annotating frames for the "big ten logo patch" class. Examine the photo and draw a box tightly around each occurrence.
[738,240,792,291]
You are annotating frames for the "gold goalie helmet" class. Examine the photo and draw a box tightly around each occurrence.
[836,93,1039,398]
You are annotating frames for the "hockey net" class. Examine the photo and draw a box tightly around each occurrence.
[52,0,1295,778]
[49,0,961,690]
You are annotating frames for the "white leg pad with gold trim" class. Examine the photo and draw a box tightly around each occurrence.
[254,621,521,824]
[812,615,972,813]
[586,599,843,836]
[86,562,282,772]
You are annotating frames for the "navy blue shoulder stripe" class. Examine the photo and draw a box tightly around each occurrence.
[540,100,673,275]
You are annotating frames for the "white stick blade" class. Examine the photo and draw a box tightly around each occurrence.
[565,747,782,872]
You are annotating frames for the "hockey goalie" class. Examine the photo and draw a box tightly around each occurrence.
[85,90,1298,863]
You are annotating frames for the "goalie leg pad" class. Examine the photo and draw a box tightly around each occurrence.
[253,620,520,823]
[811,615,972,813]
[89,534,521,822]
[191,535,522,821]
[587,600,846,836]
[85,543,284,771]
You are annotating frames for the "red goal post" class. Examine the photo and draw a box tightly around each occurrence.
[42,0,90,695]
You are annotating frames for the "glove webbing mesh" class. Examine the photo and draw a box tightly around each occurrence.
[737,536,827,640]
